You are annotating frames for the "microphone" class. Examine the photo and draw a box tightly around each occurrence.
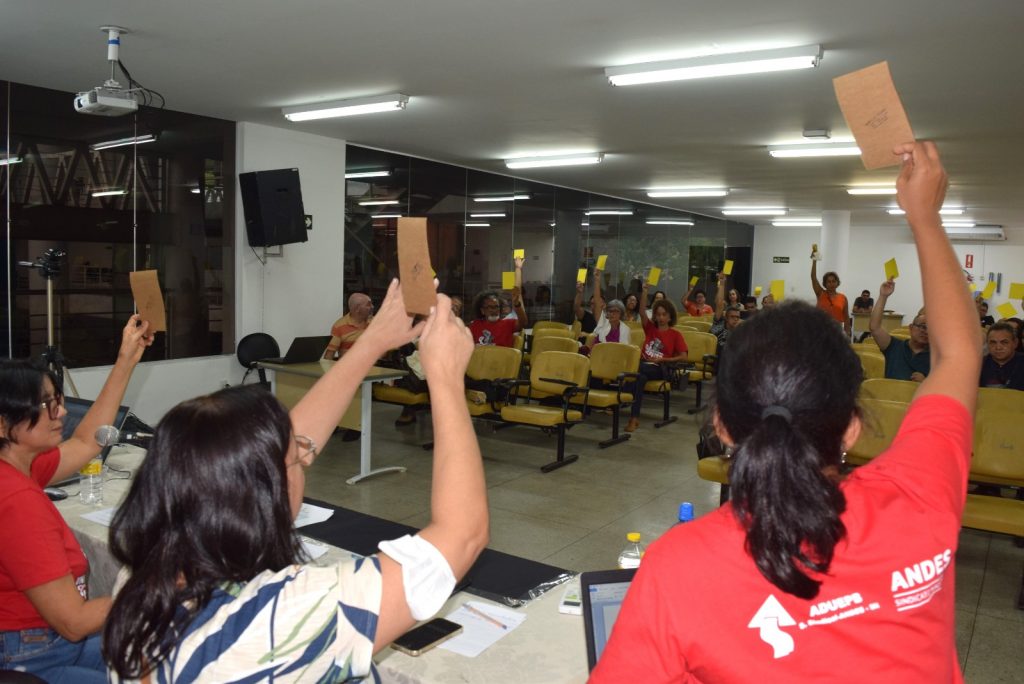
[95,425,154,447]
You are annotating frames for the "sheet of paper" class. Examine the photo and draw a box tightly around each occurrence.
[754,286,763,296]
[833,61,915,169]
[129,270,167,331]
[722,260,734,276]
[981,280,996,300]
[690,276,699,287]
[295,502,334,528]
[397,217,437,316]
[770,280,785,302]
[884,258,899,280]
[647,267,661,286]
[576,268,588,283]
[996,302,1017,319]
[501,271,516,290]
[1009,282,1024,300]
[81,507,118,527]
[439,601,527,658]
[596,254,608,270]
[513,248,525,260]
[301,537,329,561]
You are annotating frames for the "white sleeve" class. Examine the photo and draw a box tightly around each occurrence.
[378,534,457,620]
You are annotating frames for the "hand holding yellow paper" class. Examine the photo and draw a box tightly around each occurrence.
[981,280,996,300]
[596,255,608,270]
[884,258,899,280]
[1009,282,1024,300]
[576,268,588,284]
[723,260,734,276]
[996,302,1017,319]
[647,267,661,286]
[502,272,516,290]
[754,286,763,296]
[770,280,785,302]
[513,249,525,260]
[689,276,699,287]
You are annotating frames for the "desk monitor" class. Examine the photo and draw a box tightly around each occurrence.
[580,568,636,671]
[51,397,131,487]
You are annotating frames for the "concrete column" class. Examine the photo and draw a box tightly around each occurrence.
[819,210,851,281]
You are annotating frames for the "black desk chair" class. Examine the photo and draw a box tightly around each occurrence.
[236,332,280,389]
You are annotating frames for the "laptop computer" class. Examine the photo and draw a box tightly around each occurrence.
[50,396,131,487]
[581,567,637,671]
[261,335,332,365]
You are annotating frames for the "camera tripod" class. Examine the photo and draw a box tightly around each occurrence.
[17,248,79,397]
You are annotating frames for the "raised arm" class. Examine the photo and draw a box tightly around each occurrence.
[638,282,651,326]
[50,315,153,485]
[713,273,726,321]
[573,281,586,321]
[592,267,606,320]
[896,142,979,410]
[373,294,488,649]
[810,249,823,298]
[869,280,895,350]
[842,296,852,338]
[512,256,527,332]
[681,284,695,310]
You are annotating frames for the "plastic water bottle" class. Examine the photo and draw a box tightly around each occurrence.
[617,532,644,569]
[677,502,694,525]
[79,459,103,505]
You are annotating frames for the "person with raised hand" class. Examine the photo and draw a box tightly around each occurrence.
[592,141,979,682]
[103,281,488,683]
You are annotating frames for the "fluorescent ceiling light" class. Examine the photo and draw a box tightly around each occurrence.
[345,170,391,179]
[606,45,822,86]
[773,219,822,227]
[581,222,590,227]
[505,153,603,169]
[474,194,530,202]
[465,222,490,227]
[358,199,400,206]
[586,210,633,216]
[0,156,24,166]
[647,219,694,226]
[888,207,965,216]
[470,212,506,218]
[90,134,157,151]
[942,221,976,228]
[944,226,1004,241]
[769,142,861,158]
[722,207,786,217]
[647,187,728,198]
[191,188,201,194]
[374,213,402,219]
[847,186,896,196]
[91,189,128,197]
[282,93,409,122]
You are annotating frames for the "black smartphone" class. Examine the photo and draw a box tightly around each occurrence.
[390,617,463,656]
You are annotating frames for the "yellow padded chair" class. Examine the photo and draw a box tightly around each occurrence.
[520,335,579,385]
[680,330,718,414]
[976,387,1024,415]
[532,320,571,333]
[697,456,732,506]
[846,398,908,466]
[854,349,886,380]
[629,327,646,348]
[572,342,640,448]
[624,320,644,331]
[859,378,917,403]
[464,346,522,418]
[500,351,590,472]
[570,319,583,338]
[678,319,712,333]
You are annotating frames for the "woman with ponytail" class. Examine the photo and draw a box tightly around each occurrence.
[592,141,980,682]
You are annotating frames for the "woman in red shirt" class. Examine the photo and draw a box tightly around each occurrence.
[810,248,852,338]
[0,316,152,683]
[626,283,687,432]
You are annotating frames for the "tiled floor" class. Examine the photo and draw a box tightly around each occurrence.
[306,389,1024,682]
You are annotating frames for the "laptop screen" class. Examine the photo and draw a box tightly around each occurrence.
[56,397,131,477]
[580,568,636,671]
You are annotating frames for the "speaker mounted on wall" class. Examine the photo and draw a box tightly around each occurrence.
[239,168,308,247]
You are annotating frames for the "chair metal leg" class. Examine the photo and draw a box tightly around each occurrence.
[719,483,731,506]
[599,405,631,448]
[655,386,677,428]
[687,380,707,415]
[541,424,579,472]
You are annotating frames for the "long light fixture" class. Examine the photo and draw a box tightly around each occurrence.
[647,219,694,226]
[474,194,529,202]
[91,189,128,197]
[505,153,603,169]
[586,210,633,216]
[0,156,24,166]
[942,221,976,228]
[944,226,1005,241]
[769,142,860,158]
[605,45,822,86]
[90,134,157,151]
[647,187,728,198]
[773,219,822,227]
[847,186,896,196]
[282,93,409,122]
[345,170,391,179]
[465,222,490,227]
[722,207,786,217]
[374,213,402,219]
[358,199,400,206]
[470,212,506,218]
[888,207,965,216]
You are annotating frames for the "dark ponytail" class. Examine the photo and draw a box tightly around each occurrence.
[716,302,862,599]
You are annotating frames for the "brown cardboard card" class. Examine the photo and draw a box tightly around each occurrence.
[129,270,167,332]
[398,217,437,316]
[833,61,914,169]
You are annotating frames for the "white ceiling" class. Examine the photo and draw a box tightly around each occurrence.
[3,0,1023,229]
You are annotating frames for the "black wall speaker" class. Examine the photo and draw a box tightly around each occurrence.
[239,168,307,247]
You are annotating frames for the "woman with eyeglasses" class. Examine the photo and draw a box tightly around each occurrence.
[0,315,153,683]
[103,283,488,683]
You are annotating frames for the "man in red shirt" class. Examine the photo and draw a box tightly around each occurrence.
[469,257,526,346]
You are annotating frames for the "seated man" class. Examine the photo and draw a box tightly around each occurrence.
[870,279,930,381]
[852,289,874,313]
[680,284,714,316]
[324,292,374,360]
[469,256,526,346]
[740,295,758,319]
[979,322,1024,390]
[709,273,743,363]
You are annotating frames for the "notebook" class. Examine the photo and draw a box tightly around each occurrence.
[50,397,131,487]
[580,568,636,671]
[261,335,331,365]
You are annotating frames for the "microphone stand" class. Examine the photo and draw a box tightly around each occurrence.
[17,249,79,397]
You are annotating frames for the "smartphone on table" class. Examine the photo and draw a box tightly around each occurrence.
[390,617,463,656]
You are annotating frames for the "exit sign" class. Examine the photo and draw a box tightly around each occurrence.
[773,256,790,263]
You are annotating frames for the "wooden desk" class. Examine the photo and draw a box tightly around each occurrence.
[260,361,407,484]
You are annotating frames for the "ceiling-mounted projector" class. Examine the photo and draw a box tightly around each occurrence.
[74,86,138,116]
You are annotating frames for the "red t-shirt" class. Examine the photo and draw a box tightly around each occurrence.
[0,448,90,630]
[641,320,687,361]
[684,302,714,317]
[469,318,517,347]
[591,394,971,683]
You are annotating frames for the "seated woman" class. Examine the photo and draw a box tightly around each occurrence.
[622,293,642,323]
[103,284,488,683]
[582,266,629,352]
[680,284,714,316]
[0,316,153,683]
[626,284,688,432]
[593,142,979,682]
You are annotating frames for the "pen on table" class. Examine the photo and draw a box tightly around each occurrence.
[464,603,508,630]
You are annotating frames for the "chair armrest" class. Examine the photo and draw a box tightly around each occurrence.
[562,385,590,421]
[539,376,577,386]
[614,372,640,403]
[504,378,532,405]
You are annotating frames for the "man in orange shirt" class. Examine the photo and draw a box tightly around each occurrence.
[324,292,374,360]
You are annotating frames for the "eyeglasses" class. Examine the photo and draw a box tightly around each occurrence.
[290,434,319,468]
[40,393,64,420]
[910,323,928,332]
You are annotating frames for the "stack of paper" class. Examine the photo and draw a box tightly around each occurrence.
[439,601,527,657]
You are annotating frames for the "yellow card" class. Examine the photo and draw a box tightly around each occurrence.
[647,267,661,286]
[689,275,699,287]
[884,258,899,280]
[996,302,1017,319]
[754,286,763,296]
[502,272,516,290]
[770,280,785,302]
[513,248,525,260]
[981,280,996,300]
[723,260,734,276]
[969,282,977,292]
[596,254,608,270]
[576,268,588,283]
[1009,282,1024,300]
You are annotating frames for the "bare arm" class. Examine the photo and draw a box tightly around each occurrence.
[25,577,111,642]
[573,282,586,321]
[713,273,726,321]
[512,257,527,332]
[638,283,651,326]
[869,280,895,351]
[50,316,153,485]
[373,294,487,649]
[810,251,823,298]
[842,297,851,337]
[592,268,605,320]
[681,284,695,308]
